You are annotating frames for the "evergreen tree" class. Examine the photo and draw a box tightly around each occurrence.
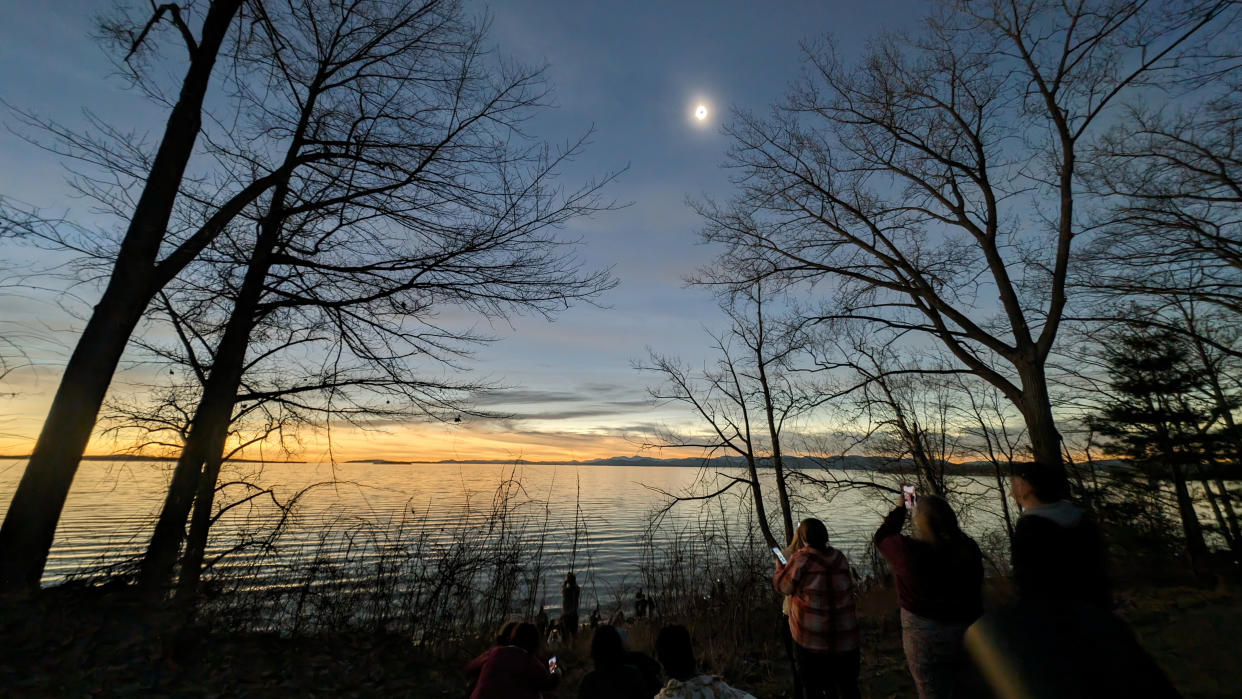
[1088,329,1216,578]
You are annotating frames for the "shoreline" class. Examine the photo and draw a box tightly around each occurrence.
[1,579,1236,697]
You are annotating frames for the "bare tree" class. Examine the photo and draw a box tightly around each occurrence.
[804,329,968,499]
[722,283,804,541]
[694,0,1238,470]
[639,349,780,550]
[638,287,818,548]
[131,0,616,596]
[1081,78,1242,358]
[956,378,1025,542]
[0,0,274,592]
[1069,65,1242,566]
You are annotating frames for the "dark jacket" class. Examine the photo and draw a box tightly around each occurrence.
[563,581,580,616]
[464,645,557,699]
[577,663,648,699]
[1011,500,1111,609]
[874,506,983,624]
[624,650,663,695]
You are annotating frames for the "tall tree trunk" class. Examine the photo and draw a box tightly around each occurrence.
[745,454,778,550]
[140,182,287,595]
[768,443,794,545]
[172,243,275,597]
[755,360,794,543]
[1018,366,1062,469]
[1195,467,1240,566]
[909,426,947,498]
[1187,331,1242,552]
[992,460,1015,544]
[0,0,244,593]
[1170,463,1210,578]
[176,451,225,600]
[1213,474,1242,554]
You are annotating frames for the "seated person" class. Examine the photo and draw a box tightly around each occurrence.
[625,646,663,696]
[466,622,521,695]
[577,625,648,699]
[464,622,559,699]
[653,624,755,699]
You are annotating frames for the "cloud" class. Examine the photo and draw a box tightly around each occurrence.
[502,407,641,421]
[469,388,585,406]
[464,383,656,423]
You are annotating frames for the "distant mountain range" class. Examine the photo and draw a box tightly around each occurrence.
[0,453,1127,475]
[342,454,1123,474]
[0,454,306,464]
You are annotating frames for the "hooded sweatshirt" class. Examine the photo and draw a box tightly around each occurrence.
[1012,499,1111,609]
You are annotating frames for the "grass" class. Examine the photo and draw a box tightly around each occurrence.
[7,474,1239,696]
[4,577,1239,697]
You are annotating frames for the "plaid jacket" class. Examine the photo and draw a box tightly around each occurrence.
[773,546,859,652]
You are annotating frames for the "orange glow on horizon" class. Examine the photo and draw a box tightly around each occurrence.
[0,421,677,464]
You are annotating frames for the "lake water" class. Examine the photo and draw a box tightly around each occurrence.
[0,459,1011,615]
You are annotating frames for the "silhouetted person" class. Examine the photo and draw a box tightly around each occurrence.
[966,602,1182,699]
[773,518,861,699]
[535,605,549,638]
[464,622,559,699]
[577,625,648,699]
[589,605,602,629]
[562,572,580,638]
[1009,462,1110,608]
[634,588,648,618]
[875,494,984,698]
[654,624,755,698]
[964,463,1179,699]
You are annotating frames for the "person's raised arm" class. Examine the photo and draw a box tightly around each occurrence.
[773,553,801,595]
[875,505,907,544]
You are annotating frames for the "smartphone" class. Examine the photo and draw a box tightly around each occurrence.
[772,546,787,565]
[548,655,558,672]
[902,484,916,508]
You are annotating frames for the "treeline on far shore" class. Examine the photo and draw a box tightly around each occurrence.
[7,452,1228,481]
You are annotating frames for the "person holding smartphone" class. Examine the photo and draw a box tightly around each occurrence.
[464,621,560,699]
[772,518,861,699]
[874,491,983,699]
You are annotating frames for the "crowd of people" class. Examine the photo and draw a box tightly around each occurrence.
[463,461,1177,698]
[465,617,755,699]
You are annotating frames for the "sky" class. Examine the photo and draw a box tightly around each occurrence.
[0,0,919,463]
